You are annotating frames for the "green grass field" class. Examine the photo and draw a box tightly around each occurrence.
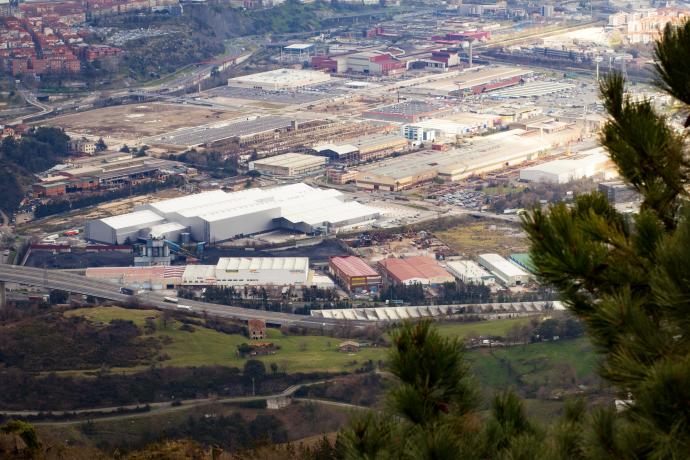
[468,338,597,390]
[436,317,533,340]
[66,307,384,374]
[65,307,596,391]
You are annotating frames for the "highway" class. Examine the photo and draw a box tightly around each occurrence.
[0,265,368,330]
[6,88,53,125]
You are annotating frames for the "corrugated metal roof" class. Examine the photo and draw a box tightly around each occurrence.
[281,200,379,226]
[446,260,492,278]
[148,222,187,238]
[86,266,166,282]
[478,253,529,277]
[182,264,217,283]
[144,190,229,214]
[252,152,325,168]
[315,143,359,156]
[216,257,309,271]
[100,210,165,230]
[330,256,379,277]
[379,256,453,283]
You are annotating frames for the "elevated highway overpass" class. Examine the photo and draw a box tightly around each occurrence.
[0,265,364,330]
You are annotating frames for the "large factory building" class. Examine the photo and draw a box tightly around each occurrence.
[86,183,379,244]
[85,210,166,245]
[477,253,530,287]
[250,153,326,177]
[209,257,308,287]
[378,256,454,286]
[86,257,327,289]
[329,256,382,293]
[519,148,613,184]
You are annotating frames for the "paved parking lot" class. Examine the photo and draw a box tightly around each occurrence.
[207,84,345,105]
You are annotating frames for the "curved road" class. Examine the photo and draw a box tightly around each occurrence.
[0,265,369,330]
[0,379,371,426]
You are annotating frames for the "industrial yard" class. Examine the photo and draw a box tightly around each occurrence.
[0,0,683,456]
[41,103,242,140]
[0,0,651,354]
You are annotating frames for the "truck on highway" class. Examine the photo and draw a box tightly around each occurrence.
[176,305,192,311]
[163,296,179,303]
[119,287,135,295]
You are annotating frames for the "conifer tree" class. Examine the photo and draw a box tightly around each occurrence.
[342,20,690,460]
[523,20,690,458]
[340,321,483,459]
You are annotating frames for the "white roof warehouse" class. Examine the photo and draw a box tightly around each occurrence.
[85,183,380,244]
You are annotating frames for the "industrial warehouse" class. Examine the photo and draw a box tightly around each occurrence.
[85,257,333,289]
[519,148,615,184]
[329,256,383,293]
[316,133,409,165]
[400,66,533,98]
[353,128,573,191]
[378,256,455,286]
[85,183,380,244]
[250,153,326,177]
[477,253,531,286]
[445,260,496,285]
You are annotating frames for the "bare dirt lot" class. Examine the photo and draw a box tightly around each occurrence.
[435,220,529,258]
[41,103,243,139]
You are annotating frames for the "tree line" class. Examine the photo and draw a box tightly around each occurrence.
[0,127,69,213]
[34,175,184,218]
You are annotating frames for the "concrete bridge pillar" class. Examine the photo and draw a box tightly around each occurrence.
[0,281,5,308]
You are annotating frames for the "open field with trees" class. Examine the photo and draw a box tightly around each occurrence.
[0,304,597,413]
[66,306,384,374]
[436,317,532,339]
[34,400,353,455]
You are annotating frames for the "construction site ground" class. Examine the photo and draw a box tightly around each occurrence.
[40,102,243,139]
[434,220,529,259]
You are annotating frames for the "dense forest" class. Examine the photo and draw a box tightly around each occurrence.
[0,313,160,372]
[0,127,69,214]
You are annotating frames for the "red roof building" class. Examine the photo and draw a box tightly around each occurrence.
[329,256,382,293]
[378,256,454,286]
[311,55,339,73]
